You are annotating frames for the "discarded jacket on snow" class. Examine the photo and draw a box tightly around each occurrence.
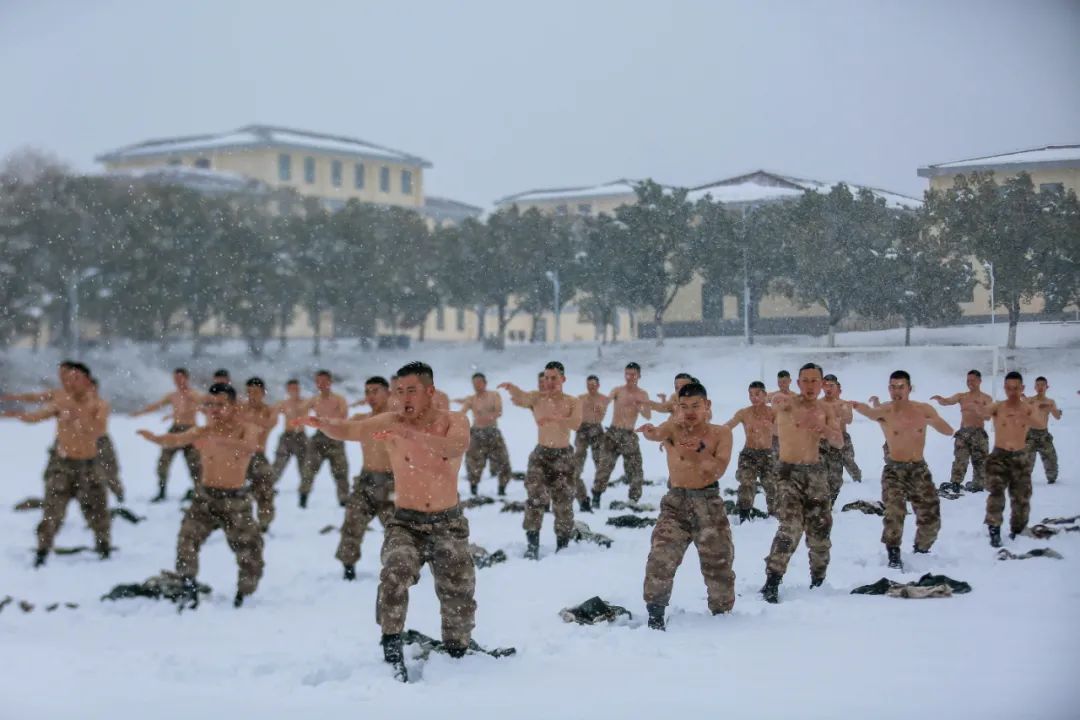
[110,507,146,524]
[461,495,496,510]
[852,573,971,598]
[470,544,508,569]
[606,514,657,529]
[559,596,632,625]
[403,629,516,659]
[101,571,211,605]
[610,474,658,487]
[54,545,116,556]
[0,596,79,614]
[1019,524,1060,539]
[571,521,613,548]
[318,524,338,535]
[1040,514,1080,526]
[841,500,885,516]
[997,547,1063,561]
[723,500,769,519]
[13,497,43,512]
[500,500,527,513]
[936,483,962,500]
[608,500,657,513]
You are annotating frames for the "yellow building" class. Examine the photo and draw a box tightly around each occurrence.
[918,143,1080,320]
[494,179,641,218]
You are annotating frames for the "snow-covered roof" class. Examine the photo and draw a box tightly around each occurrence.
[689,170,922,210]
[97,124,432,168]
[918,144,1080,178]
[101,165,272,195]
[422,195,484,224]
[495,179,642,206]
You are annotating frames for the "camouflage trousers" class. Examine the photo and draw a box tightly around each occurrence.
[841,432,861,482]
[524,445,576,541]
[465,426,512,492]
[573,422,605,503]
[881,459,940,550]
[300,430,350,504]
[820,440,844,507]
[643,485,736,613]
[735,447,776,515]
[593,427,644,501]
[176,486,264,596]
[38,456,111,554]
[765,462,832,579]
[95,435,124,501]
[271,430,307,482]
[246,453,275,532]
[377,507,476,646]
[158,423,201,492]
[1026,429,1058,484]
[336,470,395,566]
[984,448,1033,535]
[950,427,989,489]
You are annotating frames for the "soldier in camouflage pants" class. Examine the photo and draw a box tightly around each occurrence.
[246,452,276,532]
[819,440,844,507]
[573,422,605,504]
[376,507,476,648]
[38,457,112,558]
[593,428,645,501]
[157,423,201,495]
[985,448,1034,536]
[881,459,940,552]
[735,448,775,517]
[950,427,989,491]
[95,435,124,502]
[271,429,307,482]
[840,431,861,483]
[1026,429,1058,484]
[643,485,735,615]
[336,471,395,567]
[764,462,833,583]
[465,426,512,495]
[524,446,576,544]
[300,430,350,505]
[176,486,264,598]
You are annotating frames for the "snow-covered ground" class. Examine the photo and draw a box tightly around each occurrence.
[2,323,1079,718]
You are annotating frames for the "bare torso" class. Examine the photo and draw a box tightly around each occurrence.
[1026,395,1058,430]
[610,386,649,429]
[956,391,993,429]
[462,391,501,429]
[734,405,775,450]
[385,410,463,512]
[776,397,833,464]
[579,392,611,425]
[350,410,392,472]
[170,389,201,426]
[189,424,258,490]
[278,397,310,427]
[52,392,107,460]
[310,392,347,421]
[877,401,937,462]
[241,401,275,453]
[991,400,1035,451]
[663,423,733,490]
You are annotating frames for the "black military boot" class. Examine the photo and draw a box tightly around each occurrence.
[887,546,903,570]
[592,491,602,509]
[988,525,1002,548]
[233,592,244,608]
[97,542,111,561]
[555,535,570,552]
[738,508,751,525]
[810,573,825,588]
[497,485,507,497]
[470,483,479,497]
[580,496,593,513]
[151,489,166,503]
[343,564,356,581]
[444,641,467,658]
[912,544,930,555]
[524,531,540,560]
[761,572,782,604]
[381,633,408,682]
[33,550,47,568]
[298,493,309,509]
[646,603,666,631]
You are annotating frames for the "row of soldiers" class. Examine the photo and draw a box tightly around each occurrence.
[1,357,1063,678]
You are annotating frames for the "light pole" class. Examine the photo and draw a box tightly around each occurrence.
[545,270,560,344]
[984,260,996,325]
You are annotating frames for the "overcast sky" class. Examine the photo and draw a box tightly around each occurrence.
[1,0,1078,207]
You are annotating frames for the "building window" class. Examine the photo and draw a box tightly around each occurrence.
[380,166,391,192]
[435,306,445,331]
[304,157,316,184]
[193,157,210,169]
[456,308,466,331]
[278,154,292,181]
[577,203,592,216]
[401,170,414,195]
[555,204,568,217]
[354,163,365,189]
[1039,182,1064,194]
[331,160,342,188]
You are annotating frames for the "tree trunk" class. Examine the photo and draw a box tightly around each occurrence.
[191,316,204,358]
[826,322,836,348]
[475,305,486,343]
[1007,299,1020,349]
[278,310,288,350]
[654,309,665,346]
[904,320,912,347]
[158,316,170,352]
[497,302,508,344]
[418,322,426,343]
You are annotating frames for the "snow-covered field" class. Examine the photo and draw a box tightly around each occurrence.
[3,323,1079,719]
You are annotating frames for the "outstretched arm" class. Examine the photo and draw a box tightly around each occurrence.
[721,408,743,430]
[2,405,58,423]
[131,395,172,417]
[137,427,200,448]
[497,382,535,408]
[1,389,54,403]
[924,404,954,436]
[930,393,960,406]
[300,412,395,442]
[851,400,887,421]
[376,413,471,458]
[636,419,674,443]
[700,427,734,480]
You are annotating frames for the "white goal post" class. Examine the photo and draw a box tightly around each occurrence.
[758,345,1004,400]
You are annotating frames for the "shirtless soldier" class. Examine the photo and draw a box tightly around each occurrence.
[298,370,349,508]
[457,373,512,496]
[305,362,474,682]
[833,380,862,485]
[335,376,396,581]
[500,361,583,560]
[271,379,308,482]
[647,373,696,415]
[592,362,652,506]
[572,375,611,513]
[768,370,795,402]
[852,371,954,570]
[139,383,264,608]
[1026,376,1061,484]
[241,378,278,532]
[131,368,203,501]
[931,370,993,493]
[3,362,112,567]
[983,372,1038,546]
[820,374,854,506]
[761,363,844,603]
[723,381,777,521]
[639,383,735,630]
